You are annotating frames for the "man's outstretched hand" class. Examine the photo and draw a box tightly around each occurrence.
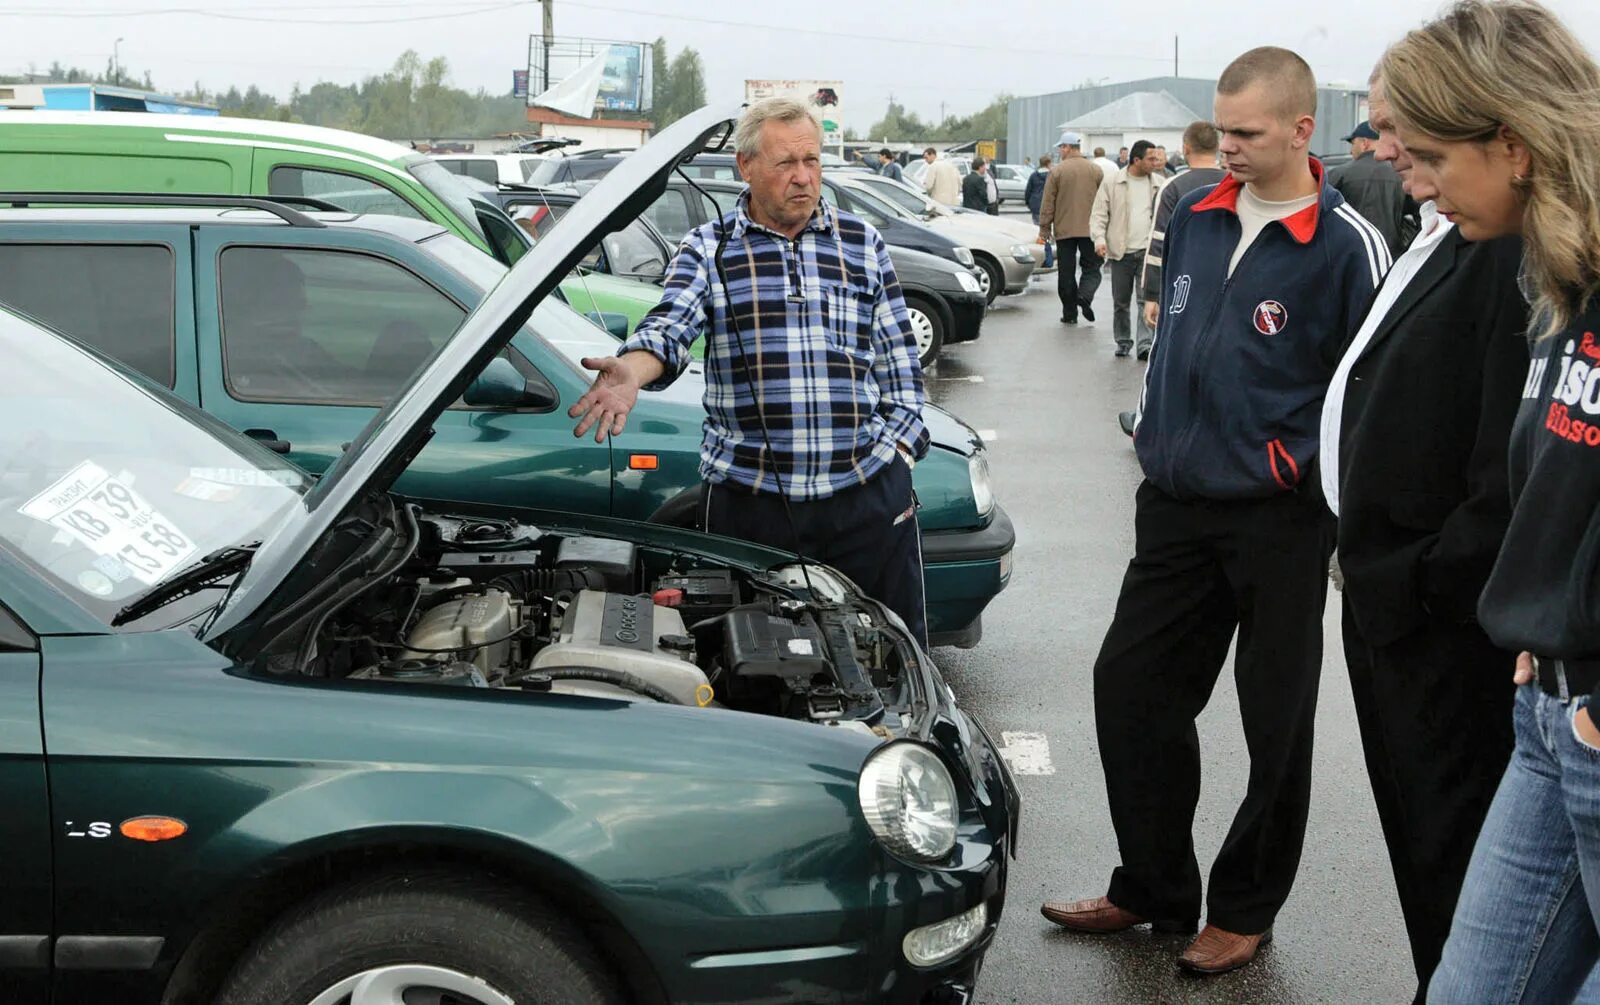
[569,356,642,443]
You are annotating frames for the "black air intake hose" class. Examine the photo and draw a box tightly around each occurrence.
[490,567,608,597]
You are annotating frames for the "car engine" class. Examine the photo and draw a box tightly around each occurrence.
[311,512,917,732]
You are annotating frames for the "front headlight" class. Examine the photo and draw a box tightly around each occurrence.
[1009,243,1035,262]
[954,270,982,294]
[969,452,995,517]
[858,742,959,862]
[953,246,975,267]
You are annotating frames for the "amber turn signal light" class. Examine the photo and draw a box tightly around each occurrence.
[120,816,188,842]
[629,454,659,470]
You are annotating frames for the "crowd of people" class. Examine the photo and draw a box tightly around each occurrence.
[1027,2,1600,1002]
[573,2,1600,999]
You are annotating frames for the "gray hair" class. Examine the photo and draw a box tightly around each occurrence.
[733,97,822,159]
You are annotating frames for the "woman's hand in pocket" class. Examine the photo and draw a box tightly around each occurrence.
[1580,705,1600,749]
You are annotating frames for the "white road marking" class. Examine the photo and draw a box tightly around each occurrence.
[998,731,1055,776]
[933,374,985,383]
[976,429,998,443]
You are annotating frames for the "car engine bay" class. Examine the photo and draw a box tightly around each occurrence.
[293,510,923,736]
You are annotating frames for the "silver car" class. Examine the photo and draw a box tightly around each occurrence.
[840,173,1045,300]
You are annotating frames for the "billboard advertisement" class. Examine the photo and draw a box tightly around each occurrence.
[744,79,843,147]
[598,43,646,112]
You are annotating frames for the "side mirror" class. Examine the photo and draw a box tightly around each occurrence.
[463,357,557,410]
[586,311,632,338]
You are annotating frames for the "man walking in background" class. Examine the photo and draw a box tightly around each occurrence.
[1094,146,1120,182]
[963,157,991,212]
[1329,120,1417,259]
[1116,145,1129,168]
[1153,145,1176,177]
[1042,47,1386,975]
[920,147,961,206]
[1090,139,1167,358]
[877,148,903,183]
[1037,131,1104,325]
[1117,120,1228,435]
[1026,154,1055,269]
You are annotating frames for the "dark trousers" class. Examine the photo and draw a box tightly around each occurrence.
[1110,250,1152,352]
[1095,480,1334,933]
[704,456,927,647]
[1055,237,1103,321]
[1342,601,1515,1004]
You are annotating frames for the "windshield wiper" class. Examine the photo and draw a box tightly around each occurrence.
[111,543,260,627]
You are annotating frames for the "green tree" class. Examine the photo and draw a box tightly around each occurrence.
[650,37,672,118]
[867,100,931,142]
[655,47,705,130]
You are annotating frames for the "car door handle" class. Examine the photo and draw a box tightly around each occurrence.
[244,428,291,454]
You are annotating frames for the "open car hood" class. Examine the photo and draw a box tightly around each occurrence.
[202,104,740,642]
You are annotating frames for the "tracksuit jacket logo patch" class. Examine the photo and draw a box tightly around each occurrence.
[1253,300,1288,335]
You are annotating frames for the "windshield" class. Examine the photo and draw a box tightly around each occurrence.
[408,159,490,242]
[841,182,916,222]
[603,219,668,280]
[0,307,309,622]
[862,177,937,217]
[422,234,620,373]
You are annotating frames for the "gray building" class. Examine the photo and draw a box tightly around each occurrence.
[1008,76,1367,167]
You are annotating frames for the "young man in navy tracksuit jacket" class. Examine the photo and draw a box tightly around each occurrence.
[1041,47,1389,974]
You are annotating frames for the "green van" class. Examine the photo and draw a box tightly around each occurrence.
[0,111,530,265]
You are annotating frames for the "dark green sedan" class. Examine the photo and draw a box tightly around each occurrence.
[0,107,1016,1005]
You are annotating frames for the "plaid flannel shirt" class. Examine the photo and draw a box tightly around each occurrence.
[618,192,929,501]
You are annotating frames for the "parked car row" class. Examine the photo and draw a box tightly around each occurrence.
[0,106,1016,1004]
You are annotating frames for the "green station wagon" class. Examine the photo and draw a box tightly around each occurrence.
[0,110,532,265]
[0,107,1016,1004]
[0,193,1014,647]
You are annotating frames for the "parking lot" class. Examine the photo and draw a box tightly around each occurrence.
[930,266,1413,1004]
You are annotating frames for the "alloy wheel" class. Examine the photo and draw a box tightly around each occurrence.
[905,306,937,358]
[306,964,517,1005]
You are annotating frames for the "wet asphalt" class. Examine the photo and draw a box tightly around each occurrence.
[927,254,1413,1004]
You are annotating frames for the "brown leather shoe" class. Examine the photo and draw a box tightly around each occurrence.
[1040,896,1196,934]
[1177,923,1274,974]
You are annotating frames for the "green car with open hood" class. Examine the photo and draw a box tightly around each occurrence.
[0,106,1016,1005]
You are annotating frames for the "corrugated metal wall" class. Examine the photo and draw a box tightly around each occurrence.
[1007,76,1367,166]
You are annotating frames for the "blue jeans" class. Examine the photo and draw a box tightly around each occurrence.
[1430,685,1600,1003]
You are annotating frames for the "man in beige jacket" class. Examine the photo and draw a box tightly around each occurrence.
[1091,139,1168,357]
[920,147,962,206]
[1037,131,1105,324]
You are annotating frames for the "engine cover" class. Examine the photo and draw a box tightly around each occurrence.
[402,590,518,675]
[532,590,710,705]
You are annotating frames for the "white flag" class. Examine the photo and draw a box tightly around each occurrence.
[530,49,607,118]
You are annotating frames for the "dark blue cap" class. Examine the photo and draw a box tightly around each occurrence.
[1342,120,1379,142]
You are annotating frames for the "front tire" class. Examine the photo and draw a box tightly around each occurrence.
[903,293,946,369]
[972,254,1004,305]
[214,871,622,1005]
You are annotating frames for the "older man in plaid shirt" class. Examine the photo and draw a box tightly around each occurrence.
[569,97,931,643]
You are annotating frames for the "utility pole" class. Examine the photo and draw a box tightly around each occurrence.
[113,36,124,85]
[1174,35,1179,77]
[541,0,554,92]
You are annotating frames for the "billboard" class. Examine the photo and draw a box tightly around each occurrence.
[597,43,646,112]
[511,69,529,99]
[744,79,843,147]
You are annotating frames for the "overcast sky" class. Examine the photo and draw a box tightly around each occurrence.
[5,0,1600,131]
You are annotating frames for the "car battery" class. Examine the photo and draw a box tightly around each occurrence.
[651,568,741,626]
